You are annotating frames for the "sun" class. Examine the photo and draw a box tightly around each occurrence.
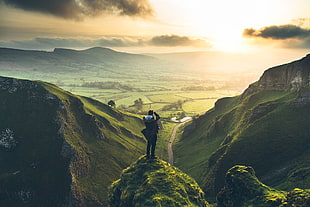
[150,0,304,52]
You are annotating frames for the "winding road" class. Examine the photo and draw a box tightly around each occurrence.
[168,117,192,165]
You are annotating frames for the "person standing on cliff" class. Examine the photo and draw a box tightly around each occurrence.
[141,110,160,159]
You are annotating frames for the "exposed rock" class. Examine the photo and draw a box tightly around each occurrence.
[249,102,279,121]
[242,54,310,97]
[17,188,34,204]
[0,128,17,149]
[61,139,76,159]
[258,54,309,90]
[293,88,310,107]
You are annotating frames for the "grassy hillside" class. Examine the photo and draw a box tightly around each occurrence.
[0,76,147,206]
[174,54,310,199]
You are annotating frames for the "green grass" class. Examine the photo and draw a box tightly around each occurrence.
[0,68,242,117]
[108,156,210,207]
[182,99,217,114]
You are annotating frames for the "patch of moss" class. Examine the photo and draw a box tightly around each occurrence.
[109,156,210,207]
[217,165,286,207]
[280,188,310,207]
[217,165,310,207]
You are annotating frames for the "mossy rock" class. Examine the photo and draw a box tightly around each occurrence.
[217,165,310,207]
[108,156,210,207]
[280,188,310,207]
[217,165,286,207]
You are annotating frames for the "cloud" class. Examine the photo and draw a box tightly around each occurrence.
[0,0,154,20]
[149,35,211,47]
[243,24,310,39]
[243,24,310,49]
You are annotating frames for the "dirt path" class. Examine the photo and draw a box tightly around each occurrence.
[168,118,192,165]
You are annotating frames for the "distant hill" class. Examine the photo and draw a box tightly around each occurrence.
[174,54,310,198]
[0,47,158,71]
[0,76,146,206]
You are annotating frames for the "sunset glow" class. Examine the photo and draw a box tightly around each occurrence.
[0,0,309,53]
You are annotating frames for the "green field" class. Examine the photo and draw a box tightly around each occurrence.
[1,69,243,117]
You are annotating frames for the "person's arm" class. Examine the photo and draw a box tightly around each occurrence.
[154,112,160,120]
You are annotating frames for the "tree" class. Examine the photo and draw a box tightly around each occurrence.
[134,98,143,111]
[108,100,116,108]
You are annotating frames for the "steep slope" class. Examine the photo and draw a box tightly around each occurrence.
[0,76,146,206]
[174,54,310,198]
[108,156,210,207]
[217,165,310,207]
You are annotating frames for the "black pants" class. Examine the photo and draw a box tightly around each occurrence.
[146,134,157,157]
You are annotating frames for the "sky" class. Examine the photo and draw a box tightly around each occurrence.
[0,0,309,55]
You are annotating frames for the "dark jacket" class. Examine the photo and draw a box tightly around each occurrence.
[142,112,160,137]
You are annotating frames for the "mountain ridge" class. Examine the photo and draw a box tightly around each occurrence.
[0,47,158,71]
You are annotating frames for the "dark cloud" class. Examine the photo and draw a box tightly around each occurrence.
[1,0,154,20]
[149,35,210,47]
[243,24,310,39]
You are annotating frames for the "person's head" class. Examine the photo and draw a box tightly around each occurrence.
[148,110,154,115]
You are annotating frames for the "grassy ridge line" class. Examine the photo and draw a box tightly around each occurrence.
[39,81,148,204]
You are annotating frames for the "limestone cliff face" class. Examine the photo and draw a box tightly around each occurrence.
[243,54,310,96]
[258,54,309,89]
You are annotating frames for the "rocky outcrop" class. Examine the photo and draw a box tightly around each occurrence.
[217,165,310,207]
[293,88,310,107]
[109,156,210,207]
[243,54,310,97]
[249,101,279,121]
